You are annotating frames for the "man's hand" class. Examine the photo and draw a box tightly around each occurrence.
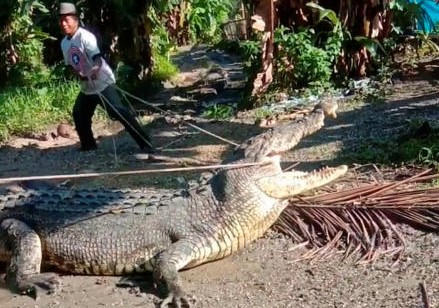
[90,56,103,80]
[77,72,88,81]
[90,66,100,80]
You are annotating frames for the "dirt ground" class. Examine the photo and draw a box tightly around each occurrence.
[2,46,439,307]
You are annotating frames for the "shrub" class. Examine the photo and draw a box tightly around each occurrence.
[0,81,78,141]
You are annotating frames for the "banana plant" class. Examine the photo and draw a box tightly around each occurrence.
[0,0,52,87]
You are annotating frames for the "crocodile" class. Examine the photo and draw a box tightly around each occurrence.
[0,99,347,307]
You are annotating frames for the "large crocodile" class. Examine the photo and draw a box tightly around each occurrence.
[0,100,347,307]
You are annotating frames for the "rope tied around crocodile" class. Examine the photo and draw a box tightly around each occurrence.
[0,161,268,184]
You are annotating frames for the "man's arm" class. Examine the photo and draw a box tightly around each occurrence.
[81,29,104,80]
[89,54,103,79]
[63,65,89,81]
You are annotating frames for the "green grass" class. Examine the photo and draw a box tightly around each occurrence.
[0,81,79,141]
[152,53,179,81]
[202,104,234,120]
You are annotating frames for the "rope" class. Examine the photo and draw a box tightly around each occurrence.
[115,86,240,147]
[97,90,154,148]
[0,161,266,184]
[96,91,119,164]
[85,66,239,147]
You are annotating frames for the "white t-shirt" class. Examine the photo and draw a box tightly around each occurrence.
[61,27,115,94]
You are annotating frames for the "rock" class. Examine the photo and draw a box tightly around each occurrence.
[57,123,76,139]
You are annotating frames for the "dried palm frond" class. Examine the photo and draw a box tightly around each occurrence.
[275,168,439,264]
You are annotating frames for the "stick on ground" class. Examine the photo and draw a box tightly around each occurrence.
[420,281,430,308]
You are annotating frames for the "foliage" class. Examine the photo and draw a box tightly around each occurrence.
[389,0,434,34]
[148,1,179,57]
[150,0,181,16]
[274,27,333,91]
[239,38,262,76]
[254,107,273,120]
[270,4,351,93]
[418,146,439,168]
[0,81,78,141]
[416,32,439,56]
[115,52,179,93]
[385,1,439,60]
[265,2,394,96]
[215,37,262,110]
[187,0,234,43]
[145,0,237,90]
[353,36,387,60]
[202,104,234,120]
[350,63,394,105]
[148,0,237,55]
[151,53,180,81]
[0,0,53,87]
[0,0,238,88]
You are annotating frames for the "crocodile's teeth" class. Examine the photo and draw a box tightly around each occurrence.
[256,165,348,199]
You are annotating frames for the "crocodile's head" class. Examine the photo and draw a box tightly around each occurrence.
[229,97,339,164]
[213,155,347,205]
[318,97,338,119]
[215,99,346,209]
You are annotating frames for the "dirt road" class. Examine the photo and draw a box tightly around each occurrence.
[2,46,439,307]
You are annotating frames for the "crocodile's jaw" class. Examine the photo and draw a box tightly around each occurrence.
[255,164,348,199]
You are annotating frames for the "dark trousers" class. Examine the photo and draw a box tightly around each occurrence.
[73,84,153,151]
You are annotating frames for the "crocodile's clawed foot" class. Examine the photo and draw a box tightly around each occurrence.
[159,292,196,308]
[7,272,61,300]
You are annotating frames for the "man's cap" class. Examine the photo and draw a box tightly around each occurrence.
[59,2,77,15]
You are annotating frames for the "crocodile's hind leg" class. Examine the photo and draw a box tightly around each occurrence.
[0,219,61,299]
[153,239,197,308]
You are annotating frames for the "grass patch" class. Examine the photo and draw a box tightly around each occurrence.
[0,81,79,141]
[152,53,179,82]
[202,104,234,120]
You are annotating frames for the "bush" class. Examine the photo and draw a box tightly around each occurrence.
[273,26,339,92]
[0,0,53,87]
[151,53,179,81]
[0,81,78,141]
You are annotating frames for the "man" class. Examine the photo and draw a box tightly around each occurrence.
[59,2,154,153]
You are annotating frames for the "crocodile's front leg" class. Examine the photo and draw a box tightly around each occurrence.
[153,239,197,308]
[0,219,61,299]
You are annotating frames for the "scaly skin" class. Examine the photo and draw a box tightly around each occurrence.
[0,99,347,307]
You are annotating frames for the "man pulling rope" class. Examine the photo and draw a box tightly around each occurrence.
[58,2,155,153]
